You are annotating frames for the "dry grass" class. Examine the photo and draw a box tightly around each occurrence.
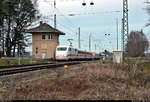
[0,61,150,100]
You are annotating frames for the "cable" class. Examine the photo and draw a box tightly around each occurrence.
[47,17,77,35]
[36,10,121,17]
[56,18,77,33]
[56,8,77,28]
[67,10,121,16]
[41,12,78,35]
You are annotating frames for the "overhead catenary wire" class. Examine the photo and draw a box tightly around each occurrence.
[40,14,76,33]
[45,10,122,17]
[40,0,78,29]
[55,8,77,28]
[69,10,121,16]
[47,17,77,35]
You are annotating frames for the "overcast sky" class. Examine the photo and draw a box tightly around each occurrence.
[26,0,150,53]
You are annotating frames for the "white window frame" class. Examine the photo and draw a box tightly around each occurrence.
[48,34,54,40]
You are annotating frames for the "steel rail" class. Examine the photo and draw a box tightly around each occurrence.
[0,62,56,69]
[0,61,82,76]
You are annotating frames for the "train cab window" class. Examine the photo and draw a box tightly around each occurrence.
[42,34,46,40]
[69,48,71,51]
[57,47,67,51]
[74,49,77,53]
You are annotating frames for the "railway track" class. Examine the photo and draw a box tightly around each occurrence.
[0,61,85,76]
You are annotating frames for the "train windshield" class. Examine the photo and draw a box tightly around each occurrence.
[57,47,67,51]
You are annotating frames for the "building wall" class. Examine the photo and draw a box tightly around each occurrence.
[32,33,59,59]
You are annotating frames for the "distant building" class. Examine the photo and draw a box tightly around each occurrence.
[25,21,65,59]
[113,51,123,64]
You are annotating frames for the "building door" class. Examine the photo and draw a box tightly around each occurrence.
[42,53,46,59]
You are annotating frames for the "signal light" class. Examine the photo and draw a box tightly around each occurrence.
[82,2,86,6]
[90,2,94,5]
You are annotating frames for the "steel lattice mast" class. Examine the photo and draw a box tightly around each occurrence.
[122,0,129,58]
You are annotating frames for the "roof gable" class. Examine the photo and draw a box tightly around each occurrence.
[25,23,65,35]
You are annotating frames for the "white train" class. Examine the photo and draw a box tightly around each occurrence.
[55,45,100,60]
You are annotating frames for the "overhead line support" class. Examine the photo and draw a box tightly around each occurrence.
[122,0,129,59]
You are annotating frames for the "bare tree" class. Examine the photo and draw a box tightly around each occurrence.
[126,30,149,57]
[145,1,150,27]
[0,0,39,57]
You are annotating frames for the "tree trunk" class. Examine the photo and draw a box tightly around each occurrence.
[2,38,4,57]
[0,24,4,57]
[13,44,16,57]
[17,44,20,56]
[5,17,11,57]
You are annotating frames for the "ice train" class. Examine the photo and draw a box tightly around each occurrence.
[56,45,100,60]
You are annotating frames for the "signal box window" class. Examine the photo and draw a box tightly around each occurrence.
[48,34,53,40]
[42,34,46,40]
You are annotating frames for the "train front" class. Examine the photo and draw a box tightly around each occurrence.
[55,46,69,60]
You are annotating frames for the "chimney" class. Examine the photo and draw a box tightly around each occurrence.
[40,21,43,25]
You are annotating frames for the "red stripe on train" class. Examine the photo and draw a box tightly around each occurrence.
[56,56,67,58]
